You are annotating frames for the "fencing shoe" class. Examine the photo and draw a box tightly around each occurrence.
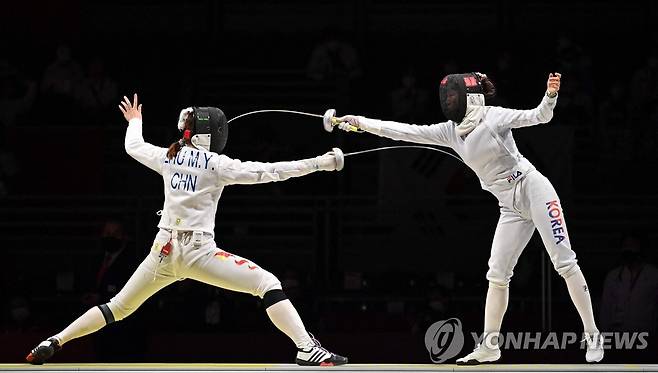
[295,334,348,366]
[456,343,501,365]
[585,333,604,363]
[26,337,61,365]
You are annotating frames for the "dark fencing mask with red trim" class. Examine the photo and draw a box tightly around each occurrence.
[439,73,485,123]
[178,107,228,154]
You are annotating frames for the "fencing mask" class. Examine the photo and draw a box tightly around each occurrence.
[177,107,228,154]
[439,73,486,123]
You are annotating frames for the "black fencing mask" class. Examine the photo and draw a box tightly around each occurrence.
[439,73,485,123]
[182,107,228,154]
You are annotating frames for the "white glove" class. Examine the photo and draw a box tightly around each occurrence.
[316,152,337,171]
[315,148,345,171]
[334,115,362,131]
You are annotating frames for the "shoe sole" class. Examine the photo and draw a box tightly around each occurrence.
[295,358,348,366]
[586,353,604,363]
[456,357,500,366]
[26,350,53,365]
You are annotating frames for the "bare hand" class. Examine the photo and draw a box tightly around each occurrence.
[118,93,142,122]
[547,73,561,96]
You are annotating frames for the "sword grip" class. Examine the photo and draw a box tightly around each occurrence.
[331,117,359,132]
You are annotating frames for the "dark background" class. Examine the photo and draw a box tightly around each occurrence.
[1,0,657,365]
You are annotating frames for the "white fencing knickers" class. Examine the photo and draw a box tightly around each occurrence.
[486,170,579,286]
[105,229,282,321]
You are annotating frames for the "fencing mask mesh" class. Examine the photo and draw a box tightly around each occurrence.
[439,73,485,123]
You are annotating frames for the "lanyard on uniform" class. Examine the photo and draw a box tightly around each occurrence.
[153,240,173,281]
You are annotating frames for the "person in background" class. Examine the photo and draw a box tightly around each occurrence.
[600,232,658,334]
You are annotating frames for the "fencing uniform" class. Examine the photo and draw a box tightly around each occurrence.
[355,94,579,284]
[109,117,332,319]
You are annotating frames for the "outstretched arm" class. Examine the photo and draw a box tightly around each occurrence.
[492,73,561,129]
[335,115,452,147]
[120,94,167,175]
[218,150,341,185]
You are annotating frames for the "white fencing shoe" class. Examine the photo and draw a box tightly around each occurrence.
[456,343,501,365]
[584,333,604,363]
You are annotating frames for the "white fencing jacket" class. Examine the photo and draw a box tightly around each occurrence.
[125,118,326,235]
[357,94,557,206]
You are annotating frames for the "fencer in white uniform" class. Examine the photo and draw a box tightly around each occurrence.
[26,95,348,366]
[335,73,604,364]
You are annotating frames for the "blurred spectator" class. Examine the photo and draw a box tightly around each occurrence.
[281,268,303,301]
[390,67,430,123]
[75,56,118,123]
[410,282,451,334]
[438,59,459,77]
[40,44,83,125]
[6,296,34,332]
[81,218,143,362]
[41,44,82,98]
[598,81,630,137]
[307,29,362,82]
[554,36,596,134]
[575,53,595,97]
[204,288,223,329]
[0,59,31,197]
[628,52,658,163]
[555,36,584,76]
[554,77,595,134]
[596,80,632,187]
[307,28,362,110]
[600,232,658,333]
[343,271,365,291]
[554,36,595,98]
[630,53,658,111]
[0,58,37,127]
[487,51,514,107]
[641,105,658,161]
[81,219,135,304]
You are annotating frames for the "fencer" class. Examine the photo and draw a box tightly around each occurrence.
[26,94,348,366]
[334,73,604,364]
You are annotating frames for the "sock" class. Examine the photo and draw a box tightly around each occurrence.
[265,299,314,350]
[483,282,509,349]
[54,307,107,345]
[564,267,598,334]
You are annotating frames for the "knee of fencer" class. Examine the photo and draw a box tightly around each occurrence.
[486,270,511,288]
[557,263,580,279]
[488,280,509,289]
[105,299,136,322]
[257,271,282,298]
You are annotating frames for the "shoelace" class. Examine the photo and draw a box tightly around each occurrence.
[308,333,331,356]
[309,333,321,347]
[582,334,602,349]
[31,338,58,354]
